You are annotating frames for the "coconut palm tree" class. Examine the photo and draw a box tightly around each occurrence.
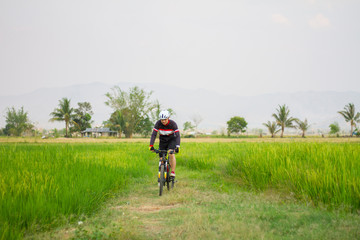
[296,118,310,138]
[272,104,298,138]
[49,98,75,137]
[263,121,280,138]
[104,110,125,138]
[338,103,360,137]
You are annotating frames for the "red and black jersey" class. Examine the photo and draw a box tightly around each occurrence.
[149,119,180,147]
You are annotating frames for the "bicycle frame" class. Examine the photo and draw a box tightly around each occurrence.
[154,149,175,196]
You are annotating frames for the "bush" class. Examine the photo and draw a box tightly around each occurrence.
[184,134,196,138]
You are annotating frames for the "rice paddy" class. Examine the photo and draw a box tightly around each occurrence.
[1,139,359,239]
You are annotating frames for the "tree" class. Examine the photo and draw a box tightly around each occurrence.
[49,98,75,138]
[191,114,203,132]
[103,110,125,138]
[52,128,61,138]
[227,116,248,136]
[4,106,33,136]
[183,121,195,132]
[272,104,298,138]
[296,118,310,138]
[329,122,340,136]
[136,117,153,137]
[338,103,360,137]
[71,102,94,134]
[354,128,360,137]
[263,121,280,138]
[105,86,155,138]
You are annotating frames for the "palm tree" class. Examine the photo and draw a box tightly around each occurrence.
[296,118,310,138]
[263,121,280,138]
[105,110,125,138]
[338,103,360,136]
[49,98,75,137]
[272,104,298,138]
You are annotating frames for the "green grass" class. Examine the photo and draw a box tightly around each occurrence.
[28,169,360,240]
[1,141,360,239]
[179,142,360,211]
[0,143,152,240]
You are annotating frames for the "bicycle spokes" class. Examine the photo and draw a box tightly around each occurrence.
[155,149,175,196]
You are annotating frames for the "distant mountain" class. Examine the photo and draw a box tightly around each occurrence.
[1,82,360,134]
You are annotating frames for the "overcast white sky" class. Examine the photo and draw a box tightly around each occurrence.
[1,0,359,97]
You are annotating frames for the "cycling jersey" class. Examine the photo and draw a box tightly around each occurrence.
[149,119,180,148]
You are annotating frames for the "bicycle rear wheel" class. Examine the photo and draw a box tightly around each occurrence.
[159,165,165,196]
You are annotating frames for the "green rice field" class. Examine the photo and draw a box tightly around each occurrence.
[1,140,360,239]
[0,143,152,239]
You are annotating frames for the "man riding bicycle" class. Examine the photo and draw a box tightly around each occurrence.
[149,110,180,179]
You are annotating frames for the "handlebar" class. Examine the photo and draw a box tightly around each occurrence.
[153,149,175,154]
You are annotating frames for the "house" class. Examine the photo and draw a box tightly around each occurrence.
[81,128,118,138]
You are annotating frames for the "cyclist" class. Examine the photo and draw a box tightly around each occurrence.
[149,110,180,179]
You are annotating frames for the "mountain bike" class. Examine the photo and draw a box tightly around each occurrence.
[154,149,175,196]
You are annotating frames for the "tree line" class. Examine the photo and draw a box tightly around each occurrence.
[0,86,359,138]
[0,86,171,138]
[226,103,360,138]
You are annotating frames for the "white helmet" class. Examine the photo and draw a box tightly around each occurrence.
[159,110,170,120]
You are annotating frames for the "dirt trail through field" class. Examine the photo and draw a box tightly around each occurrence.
[102,175,208,239]
[27,170,360,240]
[28,173,207,239]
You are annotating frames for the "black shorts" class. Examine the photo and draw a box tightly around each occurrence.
[159,138,176,150]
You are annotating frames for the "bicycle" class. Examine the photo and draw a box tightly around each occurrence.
[154,149,176,196]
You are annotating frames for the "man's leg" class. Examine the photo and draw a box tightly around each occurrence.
[168,149,176,176]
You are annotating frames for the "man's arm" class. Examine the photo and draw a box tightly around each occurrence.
[173,122,180,147]
[149,128,158,148]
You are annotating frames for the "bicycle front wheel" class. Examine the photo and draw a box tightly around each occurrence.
[166,168,170,191]
[159,165,165,196]
[171,178,175,189]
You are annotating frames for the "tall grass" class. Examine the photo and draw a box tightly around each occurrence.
[0,143,152,240]
[1,141,360,239]
[178,142,237,171]
[179,142,360,212]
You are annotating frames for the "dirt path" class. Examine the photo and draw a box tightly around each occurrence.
[28,171,202,239]
[27,169,360,240]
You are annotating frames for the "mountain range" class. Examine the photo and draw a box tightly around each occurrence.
[1,82,360,134]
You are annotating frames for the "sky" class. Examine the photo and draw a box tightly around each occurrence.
[1,0,360,97]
